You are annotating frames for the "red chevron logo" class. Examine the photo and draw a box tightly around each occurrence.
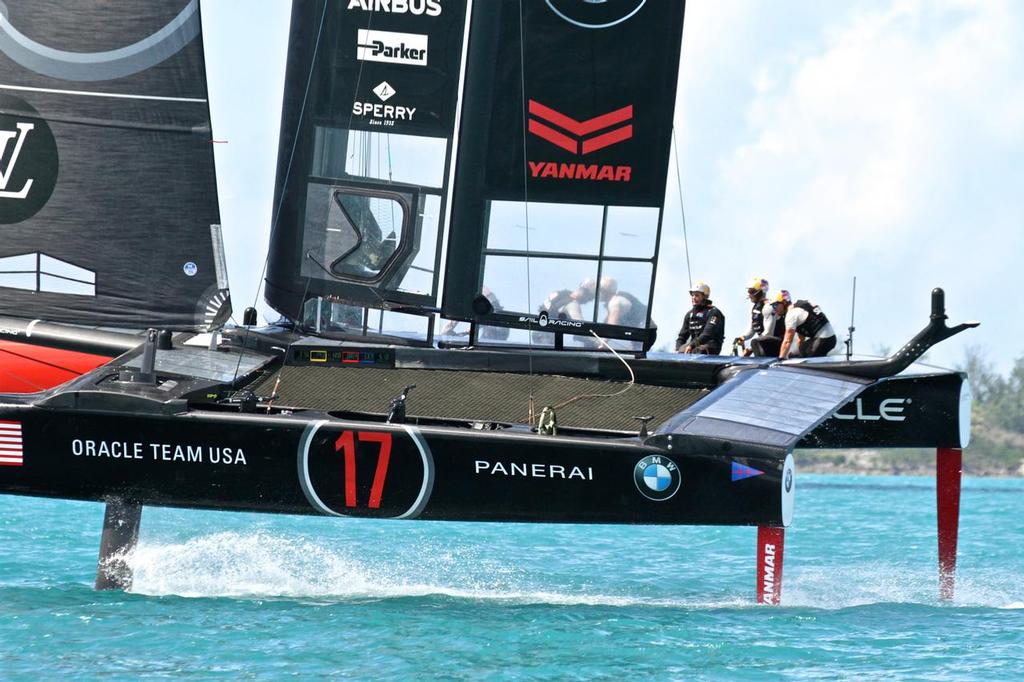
[528,100,633,155]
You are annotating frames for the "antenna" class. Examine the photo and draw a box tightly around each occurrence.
[844,276,857,361]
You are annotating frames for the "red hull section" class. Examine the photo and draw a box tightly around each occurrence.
[936,447,963,601]
[0,340,111,393]
[757,526,786,605]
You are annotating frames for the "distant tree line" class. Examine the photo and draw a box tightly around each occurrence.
[800,348,1024,475]
[959,347,1024,434]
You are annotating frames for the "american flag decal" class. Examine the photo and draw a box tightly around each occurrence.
[0,420,24,466]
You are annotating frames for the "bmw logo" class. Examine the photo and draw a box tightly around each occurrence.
[183,261,198,277]
[634,454,681,501]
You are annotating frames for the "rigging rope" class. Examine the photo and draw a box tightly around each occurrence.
[516,0,537,425]
[519,331,636,423]
[671,127,693,289]
[231,0,331,387]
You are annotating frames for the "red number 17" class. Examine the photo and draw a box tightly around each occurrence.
[335,430,392,509]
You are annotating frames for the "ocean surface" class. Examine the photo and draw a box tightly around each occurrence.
[1,473,1021,680]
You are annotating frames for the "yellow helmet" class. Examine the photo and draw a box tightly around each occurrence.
[689,281,710,297]
[772,290,792,305]
[748,277,769,294]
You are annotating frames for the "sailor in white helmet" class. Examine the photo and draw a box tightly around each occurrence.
[674,281,725,354]
[772,291,837,358]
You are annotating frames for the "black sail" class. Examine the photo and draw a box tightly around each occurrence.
[442,1,686,348]
[0,1,230,330]
[267,0,467,328]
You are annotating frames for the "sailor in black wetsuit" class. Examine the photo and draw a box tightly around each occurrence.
[734,277,783,356]
[772,291,837,358]
[674,281,725,354]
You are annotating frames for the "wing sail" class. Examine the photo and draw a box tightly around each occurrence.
[0,1,230,330]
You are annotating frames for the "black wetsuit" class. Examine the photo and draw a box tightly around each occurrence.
[675,301,725,354]
[792,300,835,357]
[608,291,649,328]
[750,300,785,357]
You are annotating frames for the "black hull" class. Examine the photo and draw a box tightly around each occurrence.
[0,407,792,527]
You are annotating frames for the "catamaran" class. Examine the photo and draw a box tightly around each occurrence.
[0,0,975,603]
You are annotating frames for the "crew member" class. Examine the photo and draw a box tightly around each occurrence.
[598,277,649,328]
[733,276,783,356]
[772,291,837,358]
[675,281,724,354]
[541,279,592,321]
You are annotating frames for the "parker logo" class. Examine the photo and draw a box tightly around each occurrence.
[528,100,633,182]
[356,29,428,66]
[546,0,647,29]
[347,0,442,16]
[0,96,59,225]
[834,397,910,422]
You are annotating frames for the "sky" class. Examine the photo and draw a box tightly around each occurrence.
[201,0,1023,374]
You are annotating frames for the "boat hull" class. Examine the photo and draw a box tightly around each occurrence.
[0,340,112,393]
[0,407,792,527]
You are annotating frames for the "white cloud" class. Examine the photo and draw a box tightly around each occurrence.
[658,0,1024,369]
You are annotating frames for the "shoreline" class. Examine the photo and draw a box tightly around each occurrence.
[796,449,1024,478]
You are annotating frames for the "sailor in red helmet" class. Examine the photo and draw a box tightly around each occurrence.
[733,276,783,356]
[675,281,725,354]
[772,291,837,358]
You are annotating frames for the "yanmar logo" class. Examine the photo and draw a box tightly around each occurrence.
[347,0,442,16]
[356,29,428,66]
[527,100,633,182]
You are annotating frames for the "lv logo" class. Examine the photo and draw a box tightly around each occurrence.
[0,122,35,200]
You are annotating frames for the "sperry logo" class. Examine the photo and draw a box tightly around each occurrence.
[347,0,442,16]
[356,29,428,66]
[528,100,633,182]
[373,81,396,102]
[0,122,35,199]
[353,82,416,126]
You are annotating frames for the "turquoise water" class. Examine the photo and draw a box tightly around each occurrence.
[1,474,1021,679]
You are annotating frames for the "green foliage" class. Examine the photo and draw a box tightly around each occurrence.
[955,347,1024,473]
[959,347,1024,433]
[801,348,1024,476]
